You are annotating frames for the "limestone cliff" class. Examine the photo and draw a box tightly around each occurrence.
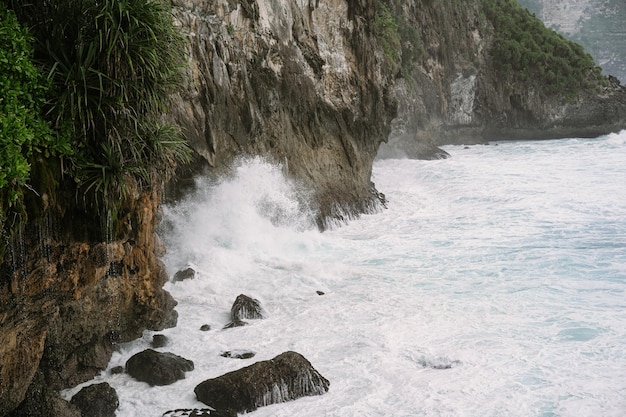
[380,0,626,159]
[169,0,396,221]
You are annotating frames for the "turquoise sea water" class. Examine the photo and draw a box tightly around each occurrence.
[63,131,626,416]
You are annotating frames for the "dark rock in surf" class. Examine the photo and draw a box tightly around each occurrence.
[173,267,196,282]
[152,334,169,348]
[162,408,237,417]
[223,294,264,329]
[200,324,211,331]
[110,366,125,375]
[316,290,325,295]
[70,382,119,417]
[220,350,256,359]
[231,294,264,321]
[125,349,194,386]
[194,351,329,413]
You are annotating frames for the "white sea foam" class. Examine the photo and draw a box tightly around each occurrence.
[62,131,626,416]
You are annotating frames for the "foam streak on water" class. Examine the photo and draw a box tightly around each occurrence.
[63,134,626,416]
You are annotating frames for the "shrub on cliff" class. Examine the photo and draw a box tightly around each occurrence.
[375,0,424,78]
[482,0,607,96]
[0,4,72,255]
[3,0,190,241]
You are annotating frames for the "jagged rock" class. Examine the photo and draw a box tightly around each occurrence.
[231,294,264,321]
[195,351,329,413]
[173,267,196,282]
[152,334,169,348]
[220,350,256,359]
[316,290,325,296]
[222,294,264,329]
[162,409,237,417]
[126,349,194,386]
[70,382,119,417]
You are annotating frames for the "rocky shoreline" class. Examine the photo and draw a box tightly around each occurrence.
[2,0,626,415]
[63,289,329,416]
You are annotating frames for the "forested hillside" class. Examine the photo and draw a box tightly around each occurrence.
[518,0,626,83]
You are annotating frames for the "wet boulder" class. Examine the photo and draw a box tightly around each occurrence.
[126,349,194,386]
[110,366,125,375]
[70,382,119,417]
[152,334,169,348]
[231,294,264,320]
[194,351,329,413]
[223,294,264,329]
[173,267,196,282]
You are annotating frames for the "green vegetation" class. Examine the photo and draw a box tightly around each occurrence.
[374,0,401,70]
[518,0,626,84]
[1,0,190,249]
[0,4,72,240]
[374,0,424,77]
[482,0,606,95]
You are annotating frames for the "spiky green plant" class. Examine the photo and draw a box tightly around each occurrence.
[7,0,191,238]
[0,3,74,257]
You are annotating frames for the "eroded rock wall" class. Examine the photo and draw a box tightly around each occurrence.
[0,189,176,416]
[170,0,396,220]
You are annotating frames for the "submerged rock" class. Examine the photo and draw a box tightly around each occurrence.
[126,349,194,386]
[70,382,119,417]
[200,324,211,331]
[162,408,236,417]
[195,351,329,413]
[220,350,256,359]
[222,319,247,330]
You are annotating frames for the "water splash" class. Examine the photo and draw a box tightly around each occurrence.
[159,157,317,277]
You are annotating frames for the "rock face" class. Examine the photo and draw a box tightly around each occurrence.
[195,351,329,413]
[380,0,626,157]
[170,0,396,222]
[126,349,194,386]
[0,190,177,416]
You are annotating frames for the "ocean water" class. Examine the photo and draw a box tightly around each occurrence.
[62,131,626,416]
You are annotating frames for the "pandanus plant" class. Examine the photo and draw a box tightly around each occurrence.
[7,0,191,238]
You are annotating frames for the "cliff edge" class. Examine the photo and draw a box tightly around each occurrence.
[170,0,397,223]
